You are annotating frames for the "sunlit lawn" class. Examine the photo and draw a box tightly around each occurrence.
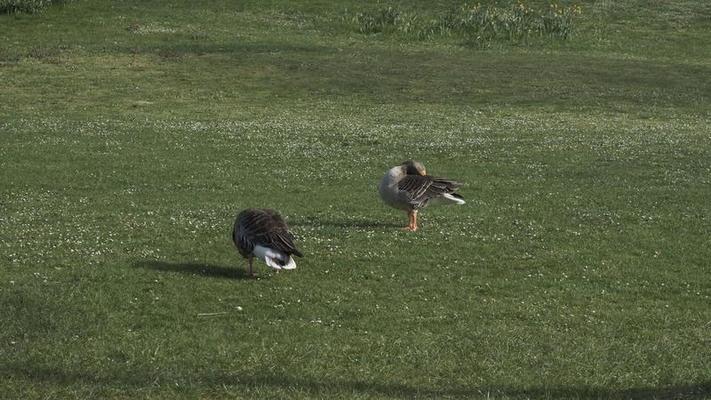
[1,1,710,399]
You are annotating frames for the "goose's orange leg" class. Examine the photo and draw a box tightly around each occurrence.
[402,210,418,232]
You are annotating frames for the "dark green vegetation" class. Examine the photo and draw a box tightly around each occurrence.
[346,2,581,43]
[1,1,710,399]
[0,0,70,14]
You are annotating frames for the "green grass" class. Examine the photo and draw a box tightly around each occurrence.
[1,0,711,399]
[0,0,71,14]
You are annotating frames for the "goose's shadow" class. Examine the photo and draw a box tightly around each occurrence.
[290,216,400,230]
[133,260,251,280]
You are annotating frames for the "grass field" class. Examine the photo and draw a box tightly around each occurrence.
[1,0,711,399]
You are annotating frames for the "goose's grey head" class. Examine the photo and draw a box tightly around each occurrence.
[401,160,427,176]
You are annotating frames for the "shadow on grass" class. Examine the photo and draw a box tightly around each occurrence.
[4,363,711,399]
[132,260,251,280]
[291,216,401,230]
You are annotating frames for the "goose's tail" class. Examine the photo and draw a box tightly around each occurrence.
[433,192,466,205]
[253,245,297,270]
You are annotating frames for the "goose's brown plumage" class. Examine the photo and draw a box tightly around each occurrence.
[378,160,465,231]
[397,174,464,209]
[232,208,302,275]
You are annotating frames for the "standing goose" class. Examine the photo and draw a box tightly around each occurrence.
[232,208,303,276]
[378,160,465,231]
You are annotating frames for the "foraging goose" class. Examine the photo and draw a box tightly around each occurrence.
[232,208,303,276]
[378,160,465,231]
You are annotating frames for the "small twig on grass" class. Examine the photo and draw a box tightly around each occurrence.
[197,312,228,317]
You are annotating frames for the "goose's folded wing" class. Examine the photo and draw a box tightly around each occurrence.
[263,231,303,258]
[398,175,463,204]
[247,213,302,256]
[234,211,263,254]
[428,176,463,194]
[397,175,432,203]
[235,211,275,251]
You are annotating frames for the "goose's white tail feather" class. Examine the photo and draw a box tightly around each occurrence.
[431,193,466,205]
[445,193,466,205]
[253,245,297,270]
[280,257,297,270]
